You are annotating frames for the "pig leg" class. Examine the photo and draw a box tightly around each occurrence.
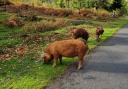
[59,56,62,64]
[78,55,84,70]
[52,55,58,67]
[100,34,103,40]
[96,35,99,42]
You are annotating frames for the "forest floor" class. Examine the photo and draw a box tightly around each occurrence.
[0,11,128,89]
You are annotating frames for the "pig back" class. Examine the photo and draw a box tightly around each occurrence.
[48,39,88,57]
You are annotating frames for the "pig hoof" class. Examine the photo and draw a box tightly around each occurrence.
[77,66,82,70]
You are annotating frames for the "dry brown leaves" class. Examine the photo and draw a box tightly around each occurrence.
[0,54,12,61]
[15,45,28,57]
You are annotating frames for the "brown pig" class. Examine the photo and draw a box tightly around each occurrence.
[96,26,104,41]
[43,39,88,70]
[70,28,89,41]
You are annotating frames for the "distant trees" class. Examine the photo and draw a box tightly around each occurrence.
[7,0,128,14]
[84,0,111,9]
[11,0,125,11]
[110,0,123,10]
[49,0,113,9]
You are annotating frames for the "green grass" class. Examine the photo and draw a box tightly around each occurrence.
[0,12,128,89]
[0,57,75,89]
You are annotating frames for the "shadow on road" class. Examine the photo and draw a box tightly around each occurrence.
[84,62,128,74]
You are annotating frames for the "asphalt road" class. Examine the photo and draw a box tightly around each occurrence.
[45,25,128,89]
